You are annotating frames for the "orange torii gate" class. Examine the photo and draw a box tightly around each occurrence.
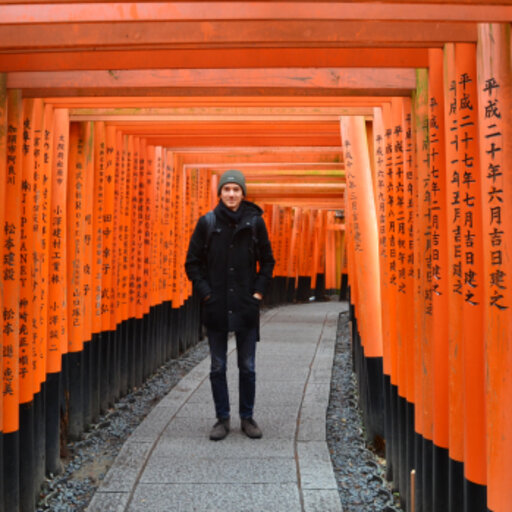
[1,3,512,512]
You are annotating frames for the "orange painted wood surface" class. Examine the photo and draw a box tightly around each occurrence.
[413,68,430,439]
[92,121,105,334]
[48,108,70,367]
[391,96,407,399]
[67,122,86,352]
[456,42,486,487]
[428,49,449,451]
[19,98,36,403]
[82,121,94,343]
[0,74,5,431]
[0,20,476,51]
[443,42,465,465]
[402,98,415,406]
[340,115,383,358]
[1,3,507,24]
[1,48,429,73]
[2,89,22,432]
[477,23,512,512]
[30,98,47,393]
[101,125,117,332]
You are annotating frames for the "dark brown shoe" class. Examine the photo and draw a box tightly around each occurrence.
[209,418,230,441]
[241,418,262,439]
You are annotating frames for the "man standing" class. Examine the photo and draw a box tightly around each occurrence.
[185,170,275,441]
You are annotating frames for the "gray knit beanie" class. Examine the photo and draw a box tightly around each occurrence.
[217,169,247,196]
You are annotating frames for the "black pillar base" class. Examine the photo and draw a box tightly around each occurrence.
[464,477,487,512]
[20,401,35,512]
[414,432,424,512]
[45,371,61,475]
[66,350,84,441]
[90,332,101,423]
[422,437,434,512]
[433,444,449,512]
[449,458,464,512]
[3,430,19,512]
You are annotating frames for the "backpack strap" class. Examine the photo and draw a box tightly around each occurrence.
[249,215,260,261]
[203,210,217,253]
[203,209,259,257]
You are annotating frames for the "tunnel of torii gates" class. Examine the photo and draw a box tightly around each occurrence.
[0,2,511,512]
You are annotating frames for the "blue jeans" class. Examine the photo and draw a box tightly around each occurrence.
[207,327,258,420]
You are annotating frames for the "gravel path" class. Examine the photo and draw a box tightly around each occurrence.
[36,339,210,512]
[37,308,402,511]
[327,311,403,511]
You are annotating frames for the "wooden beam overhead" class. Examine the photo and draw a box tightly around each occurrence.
[1,2,509,24]
[8,68,417,97]
[251,197,344,209]
[175,147,344,166]
[102,120,341,132]
[0,20,477,51]
[100,120,341,148]
[247,181,346,196]
[143,135,342,147]
[192,166,345,177]
[70,108,375,122]
[0,48,429,72]
[47,96,393,108]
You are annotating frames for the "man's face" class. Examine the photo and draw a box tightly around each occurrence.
[220,183,244,211]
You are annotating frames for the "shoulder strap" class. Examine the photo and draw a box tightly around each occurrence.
[250,215,260,260]
[204,210,259,253]
[204,210,216,250]
[250,215,259,244]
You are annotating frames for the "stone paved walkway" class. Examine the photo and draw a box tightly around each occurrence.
[88,301,344,512]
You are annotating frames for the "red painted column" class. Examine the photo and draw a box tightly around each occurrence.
[2,89,23,510]
[428,48,450,509]
[444,42,465,511]
[92,121,105,338]
[455,43,487,509]
[413,65,434,512]
[477,23,512,512]
[340,116,383,333]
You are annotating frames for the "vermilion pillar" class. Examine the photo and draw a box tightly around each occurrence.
[477,23,512,512]
[443,42,465,512]
[428,47,450,511]
[455,43,487,511]
[413,66,432,512]
[3,88,22,512]
[340,115,383,442]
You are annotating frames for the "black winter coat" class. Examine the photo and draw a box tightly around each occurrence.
[185,200,275,333]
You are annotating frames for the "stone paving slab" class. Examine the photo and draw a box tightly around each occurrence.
[100,442,154,492]
[297,441,339,490]
[140,456,297,484]
[128,483,302,512]
[87,492,131,512]
[303,490,345,512]
[153,435,294,459]
[87,301,344,512]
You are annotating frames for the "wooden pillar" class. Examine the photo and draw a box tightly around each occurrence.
[428,48,450,511]
[28,98,46,497]
[81,121,94,427]
[455,42,487,511]
[444,42,465,512]
[340,115,384,444]
[403,97,417,511]
[66,122,87,440]
[19,98,37,512]
[0,74,6,508]
[477,23,512,512]
[413,66,433,512]
[3,88,22,512]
